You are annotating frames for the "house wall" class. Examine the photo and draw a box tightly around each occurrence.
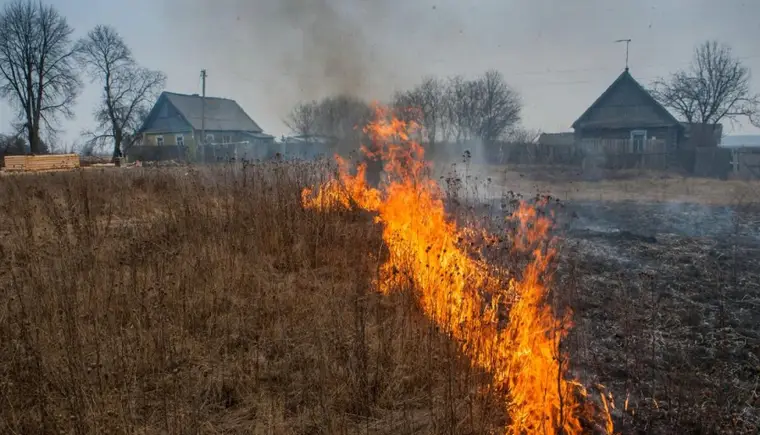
[575,126,679,150]
[203,131,256,145]
[142,132,196,147]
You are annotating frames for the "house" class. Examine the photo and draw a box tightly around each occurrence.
[536,132,575,147]
[571,68,721,153]
[136,92,274,159]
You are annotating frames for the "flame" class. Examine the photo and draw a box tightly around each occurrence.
[302,105,613,434]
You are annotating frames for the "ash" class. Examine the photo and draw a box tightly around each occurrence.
[453,191,760,434]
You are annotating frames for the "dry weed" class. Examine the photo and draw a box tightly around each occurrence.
[0,163,504,434]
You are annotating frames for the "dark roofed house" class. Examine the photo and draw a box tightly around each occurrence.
[571,68,722,155]
[536,132,575,146]
[572,68,684,154]
[136,92,274,160]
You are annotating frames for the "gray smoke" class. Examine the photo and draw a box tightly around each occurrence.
[165,0,448,120]
[272,0,373,99]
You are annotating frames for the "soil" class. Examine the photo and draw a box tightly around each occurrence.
[553,199,760,434]
[455,192,760,432]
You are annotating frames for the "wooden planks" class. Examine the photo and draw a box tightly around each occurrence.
[3,154,80,172]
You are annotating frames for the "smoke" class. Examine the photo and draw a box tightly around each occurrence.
[165,0,435,123]
[272,0,373,99]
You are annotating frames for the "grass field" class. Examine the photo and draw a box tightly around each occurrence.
[1,161,758,434]
[0,163,511,434]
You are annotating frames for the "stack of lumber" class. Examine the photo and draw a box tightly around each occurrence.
[3,154,80,172]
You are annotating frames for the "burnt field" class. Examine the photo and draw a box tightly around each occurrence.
[558,200,760,434]
[458,164,760,433]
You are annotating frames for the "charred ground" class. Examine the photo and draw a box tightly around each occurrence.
[453,165,760,434]
[560,200,760,434]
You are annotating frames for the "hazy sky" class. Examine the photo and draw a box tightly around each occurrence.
[1,0,759,146]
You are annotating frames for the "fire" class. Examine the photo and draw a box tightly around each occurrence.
[302,105,613,434]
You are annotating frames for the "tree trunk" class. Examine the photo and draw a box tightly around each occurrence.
[113,128,123,161]
[28,127,41,154]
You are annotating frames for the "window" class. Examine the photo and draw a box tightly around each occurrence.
[630,130,647,153]
[176,134,185,147]
[222,135,231,144]
[156,135,164,146]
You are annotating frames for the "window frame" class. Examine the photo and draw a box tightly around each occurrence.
[630,129,647,153]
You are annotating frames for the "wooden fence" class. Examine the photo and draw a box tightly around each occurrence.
[729,147,760,179]
[3,154,80,172]
[578,138,669,170]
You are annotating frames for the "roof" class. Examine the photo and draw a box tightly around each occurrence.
[242,131,275,140]
[536,132,575,146]
[572,68,681,130]
[141,92,264,133]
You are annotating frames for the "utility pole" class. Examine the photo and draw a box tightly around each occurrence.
[200,69,207,162]
[200,69,207,144]
[615,39,632,70]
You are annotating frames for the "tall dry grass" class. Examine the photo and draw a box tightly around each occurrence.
[0,162,505,434]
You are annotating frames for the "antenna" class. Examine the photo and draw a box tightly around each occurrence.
[614,39,632,70]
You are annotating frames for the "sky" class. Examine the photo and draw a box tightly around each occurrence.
[1,0,760,146]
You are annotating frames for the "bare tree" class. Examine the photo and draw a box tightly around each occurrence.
[285,94,372,143]
[504,127,541,143]
[392,76,447,145]
[0,0,81,154]
[443,75,480,142]
[78,25,165,160]
[0,133,27,155]
[651,40,760,127]
[284,100,319,138]
[471,70,522,143]
[317,94,373,142]
[443,71,522,143]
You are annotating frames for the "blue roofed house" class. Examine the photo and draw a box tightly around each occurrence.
[133,92,274,161]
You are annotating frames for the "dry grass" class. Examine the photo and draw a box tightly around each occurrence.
[3,160,758,434]
[471,163,760,204]
[0,163,506,434]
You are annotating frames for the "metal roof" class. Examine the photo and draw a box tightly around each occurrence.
[571,69,681,130]
[158,92,264,133]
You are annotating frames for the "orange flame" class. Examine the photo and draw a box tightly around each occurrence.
[302,105,613,434]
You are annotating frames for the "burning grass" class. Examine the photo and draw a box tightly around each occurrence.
[301,107,614,434]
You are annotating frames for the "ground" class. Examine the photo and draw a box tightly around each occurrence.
[451,163,760,433]
[1,161,758,434]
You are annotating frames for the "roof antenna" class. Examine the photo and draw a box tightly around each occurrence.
[615,39,631,71]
